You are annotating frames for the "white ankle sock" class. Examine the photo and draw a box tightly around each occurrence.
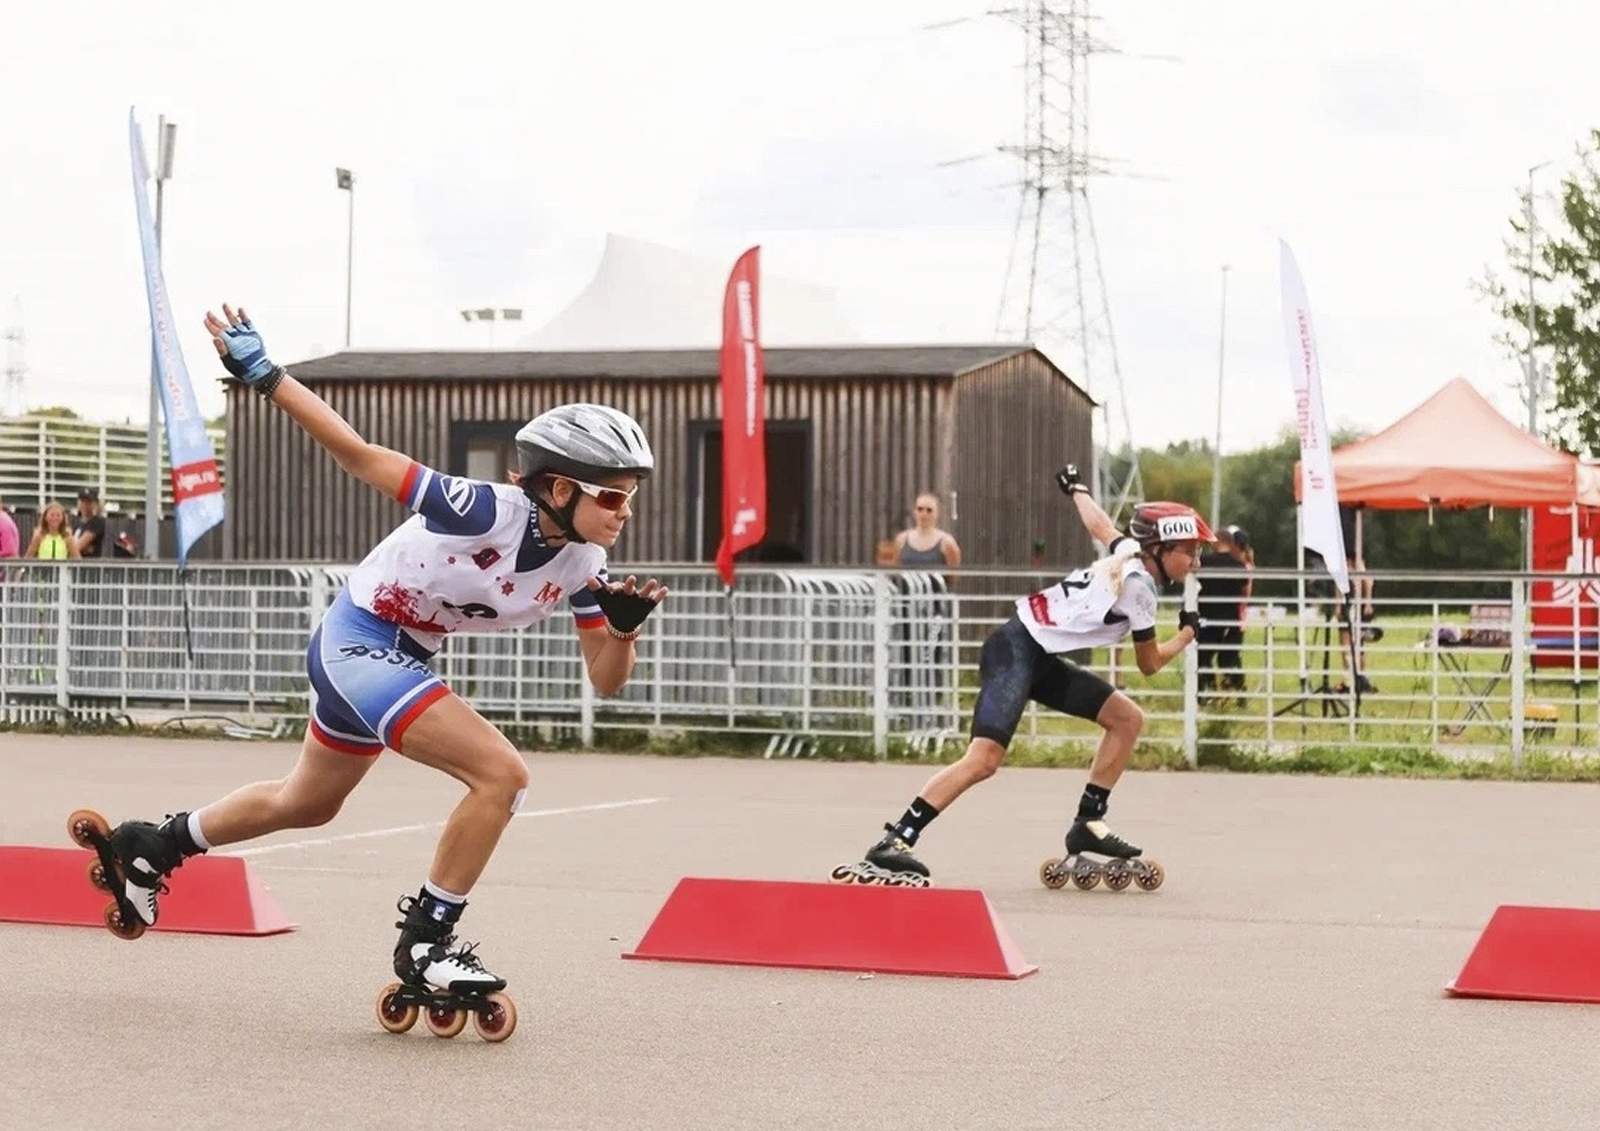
[187,811,213,851]
[423,879,467,905]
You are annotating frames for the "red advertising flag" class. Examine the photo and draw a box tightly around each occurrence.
[715,247,767,586]
[1531,503,1600,670]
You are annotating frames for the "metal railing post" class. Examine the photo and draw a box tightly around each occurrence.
[1182,610,1198,769]
[872,572,890,759]
[579,654,596,746]
[55,565,72,715]
[1510,578,1527,770]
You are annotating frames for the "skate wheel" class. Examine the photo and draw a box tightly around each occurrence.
[86,858,111,892]
[1039,858,1069,890]
[1102,862,1134,892]
[103,901,145,941]
[1134,860,1165,892]
[828,865,856,884]
[473,992,517,1043]
[67,808,110,850]
[375,983,418,1034]
[424,996,468,1039]
[1070,869,1101,892]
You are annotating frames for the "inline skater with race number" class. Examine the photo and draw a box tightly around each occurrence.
[831,463,1210,892]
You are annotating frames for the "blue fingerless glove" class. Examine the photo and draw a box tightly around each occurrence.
[217,317,282,394]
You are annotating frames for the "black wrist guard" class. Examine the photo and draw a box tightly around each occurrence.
[593,587,658,635]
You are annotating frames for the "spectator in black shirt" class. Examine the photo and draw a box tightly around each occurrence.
[1197,524,1254,700]
[72,487,107,559]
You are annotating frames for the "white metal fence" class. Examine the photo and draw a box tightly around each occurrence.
[0,562,962,754]
[0,414,227,513]
[3,562,1598,766]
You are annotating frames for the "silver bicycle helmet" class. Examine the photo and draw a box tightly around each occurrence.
[514,404,653,543]
[515,404,654,482]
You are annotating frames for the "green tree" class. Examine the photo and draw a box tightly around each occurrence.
[1138,443,1214,515]
[1483,128,1600,456]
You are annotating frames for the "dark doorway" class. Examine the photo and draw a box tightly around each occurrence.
[689,420,812,563]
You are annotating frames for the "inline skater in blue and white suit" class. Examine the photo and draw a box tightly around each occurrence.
[88,303,667,1012]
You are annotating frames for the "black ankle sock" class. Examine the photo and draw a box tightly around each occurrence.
[1076,784,1110,822]
[163,812,205,857]
[891,797,941,845]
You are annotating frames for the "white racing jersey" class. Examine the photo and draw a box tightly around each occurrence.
[1015,537,1159,654]
[345,461,608,651]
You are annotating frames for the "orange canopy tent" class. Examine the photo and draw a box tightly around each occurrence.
[1295,376,1590,509]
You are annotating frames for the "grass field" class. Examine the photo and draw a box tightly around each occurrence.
[949,610,1600,777]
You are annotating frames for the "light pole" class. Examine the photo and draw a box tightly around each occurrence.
[1524,160,1550,573]
[459,307,524,348]
[1525,161,1549,436]
[145,116,177,561]
[336,168,355,348]
[1209,264,1230,528]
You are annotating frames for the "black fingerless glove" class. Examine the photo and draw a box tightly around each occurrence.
[1178,609,1203,634]
[593,587,658,638]
[1056,464,1088,496]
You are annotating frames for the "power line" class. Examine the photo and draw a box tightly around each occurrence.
[991,0,1170,523]
[3,297,25,417]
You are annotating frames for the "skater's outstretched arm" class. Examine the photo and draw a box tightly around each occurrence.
[205,304,412,500]
[1055,465,1119,548]
[1131,620,1197,677]
[1105,566,1198,677]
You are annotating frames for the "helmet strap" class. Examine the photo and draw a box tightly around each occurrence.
[527,483,587,546]
[1144,546,1173,588]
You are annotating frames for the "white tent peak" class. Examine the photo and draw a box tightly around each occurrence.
[516,233,861,350]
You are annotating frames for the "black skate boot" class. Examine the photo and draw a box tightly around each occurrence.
[109,817,195,928]
[829,824,932,887]
[393,893,507,993]
[378,892,518,1041]
[69,809,194,937]
[1065,818,1142,860]
[1040,819,1165,893]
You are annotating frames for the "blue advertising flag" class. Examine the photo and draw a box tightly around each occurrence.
[129,108,224,565]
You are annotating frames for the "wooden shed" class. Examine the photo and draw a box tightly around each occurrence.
[223,344,1096,567]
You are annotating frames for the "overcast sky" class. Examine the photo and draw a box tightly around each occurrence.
[3,0,1596,454]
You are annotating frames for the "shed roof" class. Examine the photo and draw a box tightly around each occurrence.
[284,343,1065,383]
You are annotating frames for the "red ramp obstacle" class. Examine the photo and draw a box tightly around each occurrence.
[0,846,296,937]
[1447,905,1600,1004]
[623,877,1038,980]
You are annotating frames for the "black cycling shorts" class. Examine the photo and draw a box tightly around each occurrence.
[969,614,1118,748]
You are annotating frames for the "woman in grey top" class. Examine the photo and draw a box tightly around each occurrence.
[893,493,962,568]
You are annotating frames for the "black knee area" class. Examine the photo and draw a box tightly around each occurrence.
[1061,672,1116,723]
[970,723,1017,749]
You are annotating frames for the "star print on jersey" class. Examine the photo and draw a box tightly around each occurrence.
[346,464,612,651]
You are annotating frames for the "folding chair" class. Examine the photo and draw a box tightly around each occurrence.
[1437,603,1512,737]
